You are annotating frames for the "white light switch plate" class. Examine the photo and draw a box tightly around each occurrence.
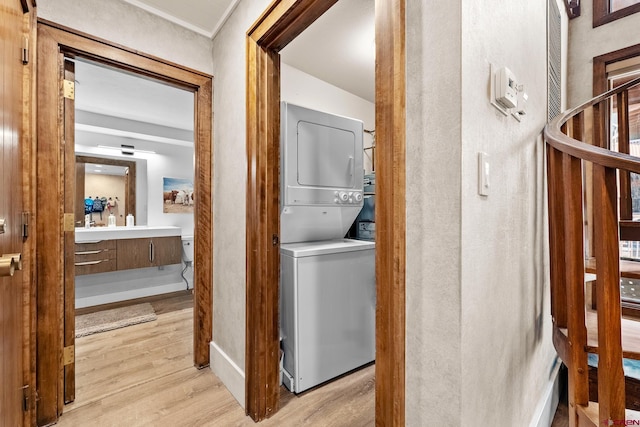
[478,152,490,196]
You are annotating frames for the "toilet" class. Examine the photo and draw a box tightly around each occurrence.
[181,235,194,263]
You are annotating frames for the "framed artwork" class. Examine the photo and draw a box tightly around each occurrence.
[163,177,194,213]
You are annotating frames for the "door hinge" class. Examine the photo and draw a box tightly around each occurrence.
[22,385,29,412]
[21,212,29,238]
[63,345,75,365]
[64,213,75,232]
[22,36,29,65]
[63,79,75,100]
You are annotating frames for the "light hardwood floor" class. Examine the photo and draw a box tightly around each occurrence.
[59,294,374,426]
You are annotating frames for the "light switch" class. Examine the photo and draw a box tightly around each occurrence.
[478,152,490,197]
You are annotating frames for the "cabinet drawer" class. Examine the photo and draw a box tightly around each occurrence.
[75,240,117,276]
[75,258,117,275]
[75,240,116,252]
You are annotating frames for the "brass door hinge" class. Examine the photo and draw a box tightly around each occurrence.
[64,213,75,232]
[21,212,29,238]
[63,345,74,365]
[22,384,30,412]
[63,79,75,100]
[22,36,28,65]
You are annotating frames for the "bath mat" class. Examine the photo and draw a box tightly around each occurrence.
[75,303,157,338]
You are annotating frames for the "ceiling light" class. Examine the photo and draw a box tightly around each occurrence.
[121,144,135,155]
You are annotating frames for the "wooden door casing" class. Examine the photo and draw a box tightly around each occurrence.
[245,0,406,423]
[36,21,213,426]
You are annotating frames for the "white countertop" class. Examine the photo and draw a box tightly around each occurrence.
[75,226,182,242]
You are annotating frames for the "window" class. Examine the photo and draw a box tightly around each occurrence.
[594,0,640,27]
[592,45,640,317]
[609,70,640,220]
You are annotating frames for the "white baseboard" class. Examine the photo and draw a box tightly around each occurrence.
[529,357,562,427]
[76,281,189,308]
[210,341,245,409]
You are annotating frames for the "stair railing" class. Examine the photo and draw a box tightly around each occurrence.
[545,76,640,426]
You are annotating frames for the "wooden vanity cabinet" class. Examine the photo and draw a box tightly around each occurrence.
[116,236,182,270]
[75,236,182,275]
[74,240,117,275]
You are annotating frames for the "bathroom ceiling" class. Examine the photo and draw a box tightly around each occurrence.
[75,59,194,131]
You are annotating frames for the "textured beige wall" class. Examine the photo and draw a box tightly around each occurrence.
[405,1,463,424]
[406,1,558,425]
[37,0,213,74]
[210,0,272,374]
[568,0,640,107]
[459,1,556,425]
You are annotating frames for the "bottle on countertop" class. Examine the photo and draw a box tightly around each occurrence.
[126,213,135,227]
[108,213,116,227]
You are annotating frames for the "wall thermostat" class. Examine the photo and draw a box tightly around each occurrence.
[495,67,518,109]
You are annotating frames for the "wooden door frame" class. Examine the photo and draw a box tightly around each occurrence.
[245,0,406,423]
[35,20,213,425]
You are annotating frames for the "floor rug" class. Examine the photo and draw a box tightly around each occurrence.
[75,303,157,338]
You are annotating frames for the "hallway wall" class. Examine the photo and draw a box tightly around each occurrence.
[209,0,272,407]
[37,0,213,74]
[406,0,559,425]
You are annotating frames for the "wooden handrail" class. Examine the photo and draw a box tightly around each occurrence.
[544,76,640,426]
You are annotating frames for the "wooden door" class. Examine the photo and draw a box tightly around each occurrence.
[1,0,27,424]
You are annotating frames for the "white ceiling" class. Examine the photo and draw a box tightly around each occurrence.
[122,0,240,38]
[124,0,375,102]
[74,1,375,154]
[280,0,375,102]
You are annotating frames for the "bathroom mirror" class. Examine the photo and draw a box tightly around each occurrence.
[75,155,136,226]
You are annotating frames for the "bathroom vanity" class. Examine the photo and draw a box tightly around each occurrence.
[74,226,187,307]
[75,226,182,275]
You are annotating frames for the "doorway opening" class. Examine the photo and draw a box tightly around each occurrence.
[277,0,376,405]
[68,57,197,408]
[245,0,406,424]
[35,20,212,425]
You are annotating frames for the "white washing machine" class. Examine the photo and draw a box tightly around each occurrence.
[280,238,375,393]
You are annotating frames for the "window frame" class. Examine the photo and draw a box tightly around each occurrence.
[593,43,640,318]
[594,0,640,27]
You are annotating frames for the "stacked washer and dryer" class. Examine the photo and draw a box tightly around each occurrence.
[279,102,375,394]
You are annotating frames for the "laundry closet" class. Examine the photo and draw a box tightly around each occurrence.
[278,46,376,392]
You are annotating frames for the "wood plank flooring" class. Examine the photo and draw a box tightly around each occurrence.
[58,294,374,426]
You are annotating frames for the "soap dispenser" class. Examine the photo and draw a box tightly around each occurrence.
[126,213,134,227]
[108,213,116,227]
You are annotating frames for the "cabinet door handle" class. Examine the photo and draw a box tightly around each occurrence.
[75,259,108,266]
[75,250,103,255]
[149,241,154,262]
